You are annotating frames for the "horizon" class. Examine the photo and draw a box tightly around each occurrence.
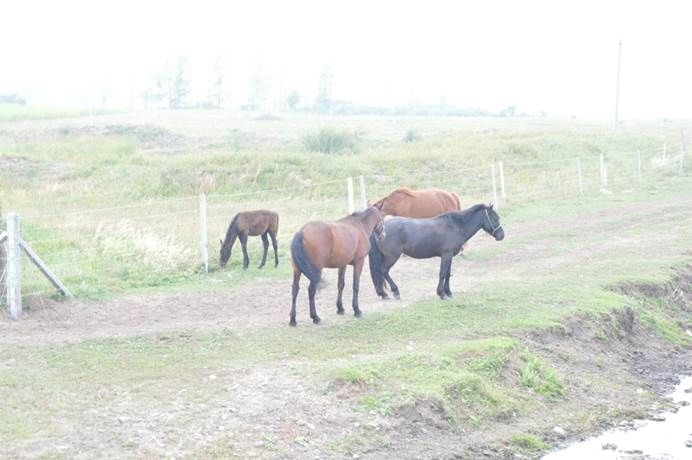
[2,0,691,120]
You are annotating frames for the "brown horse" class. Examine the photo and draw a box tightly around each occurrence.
[372,187,461,218]
[220,210,279,269]
[290,206,384,326]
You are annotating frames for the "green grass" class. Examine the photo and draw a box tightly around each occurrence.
[509,433,549,453]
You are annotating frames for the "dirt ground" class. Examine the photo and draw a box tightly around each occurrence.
[2,196,692,459]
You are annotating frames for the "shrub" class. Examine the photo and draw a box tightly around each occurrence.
[403,128,421,143]
[303,127,359,154]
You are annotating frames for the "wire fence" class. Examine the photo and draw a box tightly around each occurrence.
[0,142,688,314]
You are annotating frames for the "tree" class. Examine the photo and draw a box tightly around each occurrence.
[287,91,301,111]
[207,61,225,109]
[167,56,191,109]
[247,65,269,111]
[314,65,333,112]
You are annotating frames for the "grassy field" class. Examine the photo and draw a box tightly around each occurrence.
[1,108,691,458]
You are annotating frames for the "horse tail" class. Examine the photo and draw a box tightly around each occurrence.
[451,191,461,210]
[368,233,386,296]
[291,231,321,285]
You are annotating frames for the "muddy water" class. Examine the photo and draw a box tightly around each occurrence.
[544,375,692,460]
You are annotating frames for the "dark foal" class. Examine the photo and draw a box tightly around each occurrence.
[369,203,504,300]
[220,210,279,269]
[290,206,384,326]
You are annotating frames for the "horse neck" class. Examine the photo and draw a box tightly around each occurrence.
[223,223,239,249]
[456,208,485,241]
[355,209,380,234]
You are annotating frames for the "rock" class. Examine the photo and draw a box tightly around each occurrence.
[650,414,666,422]
[602,443,617,450]
[553,426,566,437]
[307,423,315,430]
[680,401,690,407]
[636,388,645,394]
[685,440,692,448]
[353,422,360,428]
[209,375,217,381]
[221,413,229,421]
[684,387,692,394]
[255,441,265,448]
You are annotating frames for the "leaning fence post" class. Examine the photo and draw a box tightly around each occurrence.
[498,161,506,202]
[599,154,605,188]
[6,213,21,320]
[358,175,367,209]
[347,177,355,214]
[199,193,208,273]
[490,164,498,208]
[637,151,642,184]
[576,157,584,195]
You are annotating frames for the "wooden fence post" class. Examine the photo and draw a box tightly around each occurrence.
[359,175,367,210]
[576,157,584,195]
[498,161,506,201]
[6,213,21,320]
[490,164,498,208]
[199,193,208,273]
[347,177,355,214]
[599,154,605,188]
[637,151,642,184]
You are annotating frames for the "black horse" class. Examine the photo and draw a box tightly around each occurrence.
[368,203,504,300]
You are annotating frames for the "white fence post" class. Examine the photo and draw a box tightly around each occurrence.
[199,193,208,273]
[347,177,355,214]
[6,213,21,320]
[490,164,498,208]
[498,161,506,201]
[576,157,584,195]
[680,142,686,174]
[637,151,642,184]
[603,163,608,188]
[599,154,605,188]
[358,175,367,209]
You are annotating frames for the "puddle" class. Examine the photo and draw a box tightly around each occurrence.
[544,375,692,459]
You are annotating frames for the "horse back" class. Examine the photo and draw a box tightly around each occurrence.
[240,210,278,236]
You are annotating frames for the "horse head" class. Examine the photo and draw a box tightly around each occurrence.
[481,203,505,241]
[219,238,232,267]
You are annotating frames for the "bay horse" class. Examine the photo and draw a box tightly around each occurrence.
[368,203,504,300]
[290,206,384,326]
[220,210,279,269]
[372,187,461,218]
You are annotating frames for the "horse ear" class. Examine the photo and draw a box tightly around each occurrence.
[366,200,372,207]
[373,201,383,210]
[488,202,494,209]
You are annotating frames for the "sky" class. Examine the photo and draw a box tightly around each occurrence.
[1,0,691,118]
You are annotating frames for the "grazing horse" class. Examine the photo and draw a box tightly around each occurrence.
[372,187,461,218]
[290,206,385,326]
[368,204,504,300]
[219,210,279,269]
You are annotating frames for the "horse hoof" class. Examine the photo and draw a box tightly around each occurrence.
[242,266,249,271]
[336,309,345,315]
[379,293,390,300]
[312,317,321,325]
[393,292,401,300]
[354,310,362,318]
[289,319,297,327]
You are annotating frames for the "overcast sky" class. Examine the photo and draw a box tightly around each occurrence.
[2,0,690,118]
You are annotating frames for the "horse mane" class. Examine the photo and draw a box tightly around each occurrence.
[391,187,416,197]
[442,204,487,225]
[224,213,241,242]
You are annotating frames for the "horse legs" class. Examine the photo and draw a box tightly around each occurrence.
[239,232,250,270]
[308,278,321,324]
[290,269,300,326]
[258,232,269,269]
[352,258,364,317]
[444,259,454,298]
[336,266,346,314]
[437,254,453,300]
[382,253,402,300]
[270,230,279,268]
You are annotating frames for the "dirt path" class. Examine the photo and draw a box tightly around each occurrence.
[2,196,691,347]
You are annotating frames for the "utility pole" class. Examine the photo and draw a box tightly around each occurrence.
[614,39,622,128]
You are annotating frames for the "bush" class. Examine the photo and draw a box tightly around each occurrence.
[403,128,421,143]
[303,127,359,154]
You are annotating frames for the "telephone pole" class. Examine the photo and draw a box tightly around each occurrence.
[614,40,622,127]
